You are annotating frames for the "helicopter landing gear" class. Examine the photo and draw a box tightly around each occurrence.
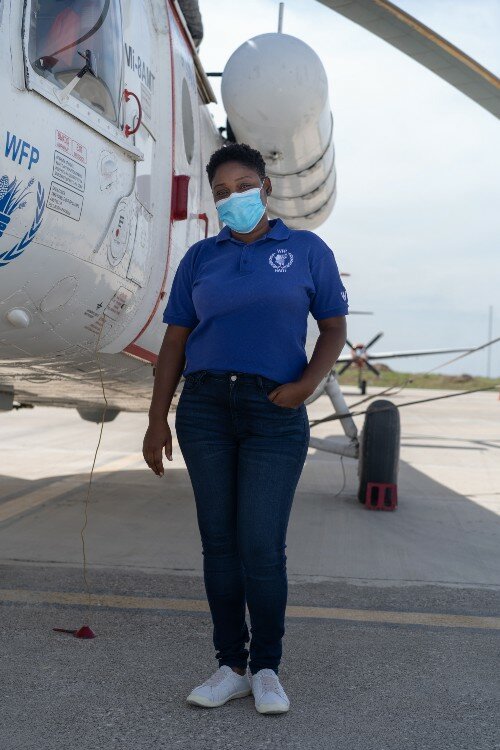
[357,399,400,504]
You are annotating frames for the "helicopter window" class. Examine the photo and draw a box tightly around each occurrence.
[28,0,123,125]
[181,78,194,164]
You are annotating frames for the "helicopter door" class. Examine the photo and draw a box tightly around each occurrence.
[120,4,202,359]
[120,0,158,289]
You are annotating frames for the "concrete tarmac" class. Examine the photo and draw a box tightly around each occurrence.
[0,386,499,750]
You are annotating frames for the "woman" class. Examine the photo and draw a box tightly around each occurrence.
[143,143,348,715]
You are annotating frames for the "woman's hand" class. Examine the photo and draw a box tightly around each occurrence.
[143,418,173,477]
[267,380,314,408]
[269,317,347,408]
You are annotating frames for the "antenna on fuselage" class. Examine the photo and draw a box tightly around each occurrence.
[278,2,284,33]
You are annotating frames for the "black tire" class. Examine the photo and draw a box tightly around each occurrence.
[360,379,367,395]
[357,399,400,503]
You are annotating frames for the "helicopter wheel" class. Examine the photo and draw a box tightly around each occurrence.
[357,399,400,503]
[77,406,120,423]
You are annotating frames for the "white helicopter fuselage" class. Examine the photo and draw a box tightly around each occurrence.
[0,0,227,413]
[1,0,341,416]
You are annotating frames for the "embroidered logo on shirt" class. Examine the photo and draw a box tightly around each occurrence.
[341,290,347,301]
[269,249,294,273]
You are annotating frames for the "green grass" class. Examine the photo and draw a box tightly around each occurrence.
[336,367,499,391]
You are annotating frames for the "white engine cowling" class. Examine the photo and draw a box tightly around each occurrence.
[221,32,336,230]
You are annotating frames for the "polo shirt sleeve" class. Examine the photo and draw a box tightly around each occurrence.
[162,250,199,328]
[308,236,349,320]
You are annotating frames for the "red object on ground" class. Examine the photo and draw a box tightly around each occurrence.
[53,625,96,638]
[75,625,95,638]
[365,482,398,511]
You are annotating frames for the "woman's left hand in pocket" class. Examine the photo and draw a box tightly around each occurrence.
[267,380,314,408]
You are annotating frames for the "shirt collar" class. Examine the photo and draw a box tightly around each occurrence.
[215,217,291,244]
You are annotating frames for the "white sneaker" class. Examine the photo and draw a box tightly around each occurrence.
[186,665,252,708]
[250,668,290,714]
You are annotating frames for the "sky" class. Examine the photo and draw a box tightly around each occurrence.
[196,0,500,377]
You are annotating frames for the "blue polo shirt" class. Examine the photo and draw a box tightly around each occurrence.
[163,217,348,382]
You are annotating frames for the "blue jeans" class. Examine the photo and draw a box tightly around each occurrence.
[175,370,310,676]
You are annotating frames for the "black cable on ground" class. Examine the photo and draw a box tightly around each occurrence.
[309,385,498,428]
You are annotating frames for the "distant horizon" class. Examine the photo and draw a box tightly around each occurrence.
[198,0,500,377]
[338,360,497,381]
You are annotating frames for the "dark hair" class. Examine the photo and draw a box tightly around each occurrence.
[206,142,266,186]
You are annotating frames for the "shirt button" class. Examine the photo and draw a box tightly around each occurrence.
[230,375,237,381]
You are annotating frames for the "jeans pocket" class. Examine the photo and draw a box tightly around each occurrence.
[257,376,300,411]
[182,372,204,392]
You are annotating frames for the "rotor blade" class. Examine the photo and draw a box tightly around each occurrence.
[365,331,384,350]
[367,347,471,360]
[366,361,380,376]
[337,361,353,375]
[315,0,500,119]
[345,338,354,349]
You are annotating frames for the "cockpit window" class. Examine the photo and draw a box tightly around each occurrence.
[28,0,123,125]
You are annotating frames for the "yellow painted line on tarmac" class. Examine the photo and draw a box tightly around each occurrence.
[285,604,500,630]
[0,453,145,524]
[0,477,82,524]
[1,589,210,613]
[1,589,499,630]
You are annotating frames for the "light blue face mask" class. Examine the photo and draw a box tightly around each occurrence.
[215,184,266,234]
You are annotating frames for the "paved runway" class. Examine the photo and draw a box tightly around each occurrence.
[1,386,499,749]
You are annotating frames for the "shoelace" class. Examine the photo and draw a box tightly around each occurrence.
[204,668,230,687]
[260,671,282,696]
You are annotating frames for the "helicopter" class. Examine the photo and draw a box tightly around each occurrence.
[335,332,472,396]
[0,0,498,506]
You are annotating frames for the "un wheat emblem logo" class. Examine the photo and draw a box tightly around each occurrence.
[0,175,46,268]
[269,249,293,273]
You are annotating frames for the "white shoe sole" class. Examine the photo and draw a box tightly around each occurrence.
[255,701,290,714]
[186,687,252,708]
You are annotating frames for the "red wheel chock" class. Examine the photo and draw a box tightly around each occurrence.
[53,625,96,639]
[365,482,398,510]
